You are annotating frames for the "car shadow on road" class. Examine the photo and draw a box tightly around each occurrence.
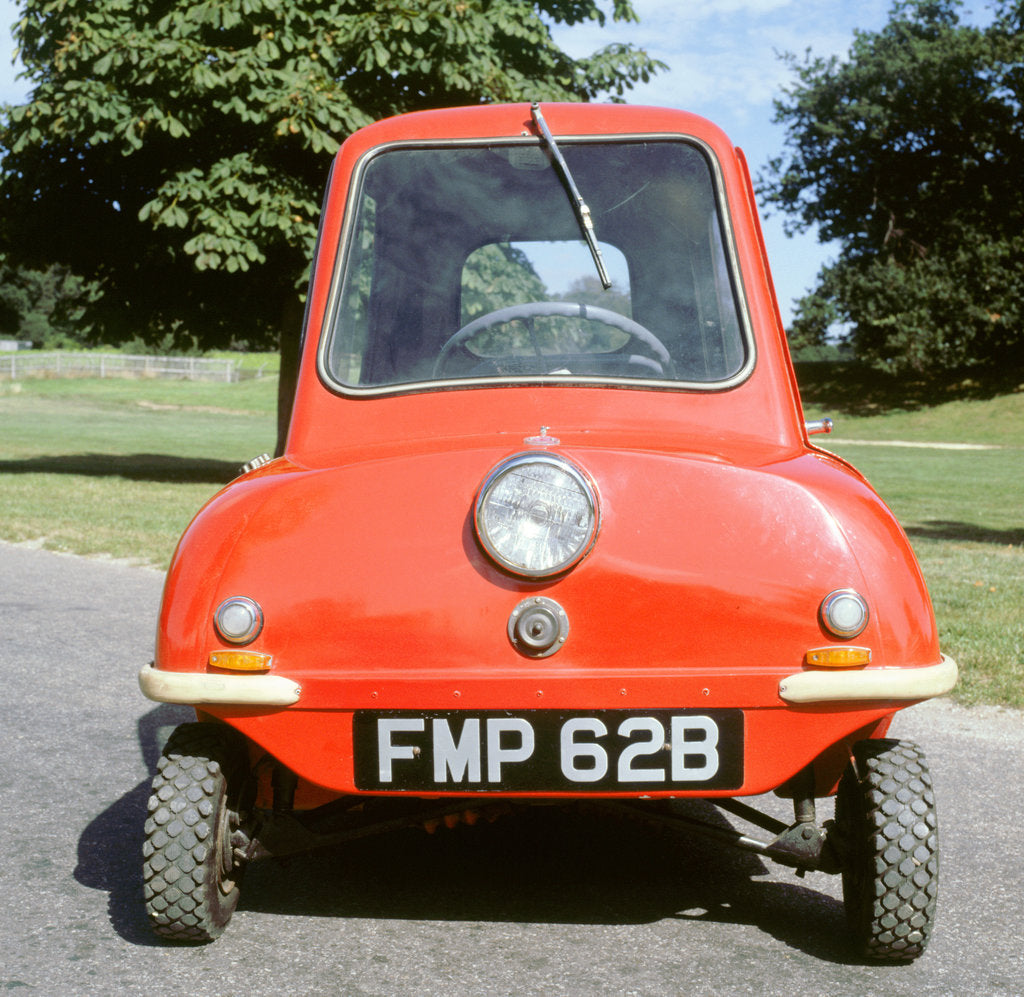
[76,706,854,962]
[239,805,855,963]
[73,703,195,946]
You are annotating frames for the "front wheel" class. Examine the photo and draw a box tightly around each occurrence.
[836,738,939,962]
[143,722,250,942]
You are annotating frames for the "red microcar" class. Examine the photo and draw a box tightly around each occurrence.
[139,102,958,957]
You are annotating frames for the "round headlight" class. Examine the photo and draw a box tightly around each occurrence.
[214,596,264,645]
[475,453,599,578]
[820,589,869,639]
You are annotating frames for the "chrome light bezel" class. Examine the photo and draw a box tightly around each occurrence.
[474,452,599,578]
[819,589,870,640]
[213,596,264,645]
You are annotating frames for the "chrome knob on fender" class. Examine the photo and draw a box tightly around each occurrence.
[508,597,569,657]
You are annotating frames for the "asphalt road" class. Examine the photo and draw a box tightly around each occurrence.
[1,540,1022,996]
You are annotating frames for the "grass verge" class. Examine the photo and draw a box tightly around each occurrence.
[819,439,1023,707]
[1,372,1021,707]
[0,376,277,567]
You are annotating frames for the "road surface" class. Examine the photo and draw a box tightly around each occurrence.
[1,540,1021,995]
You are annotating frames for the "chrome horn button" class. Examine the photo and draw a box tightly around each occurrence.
[508,597,569,658]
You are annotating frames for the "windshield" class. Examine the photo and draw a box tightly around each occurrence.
[324,138,749,391]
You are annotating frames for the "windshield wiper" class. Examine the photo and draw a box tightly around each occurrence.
[531,102,612,290]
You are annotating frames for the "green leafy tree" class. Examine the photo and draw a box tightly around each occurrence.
[461,243,548,324]
[0,0,662,445]
[0,261,20,335]
[555,273,631,316]
[760,0,1024,378]
[0,257,96,346]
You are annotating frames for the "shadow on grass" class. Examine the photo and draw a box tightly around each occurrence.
[0,452,241,484]
[794,361,1024,416]
[905,521,1024,547]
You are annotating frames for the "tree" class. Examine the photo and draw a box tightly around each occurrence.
[760,0,1024,378]
[0,0,660,352]
[0,257,95,346]
[460,244,548,325]
[555,273,631,316]
[0,1,663,443]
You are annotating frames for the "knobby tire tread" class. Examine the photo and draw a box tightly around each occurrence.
[839,738,939,962]
[142,722,247,943]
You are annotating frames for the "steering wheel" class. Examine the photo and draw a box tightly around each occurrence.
[433,301,676,378]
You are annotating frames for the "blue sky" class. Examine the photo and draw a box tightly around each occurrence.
[0,1,982,323]
[547,0,908,322]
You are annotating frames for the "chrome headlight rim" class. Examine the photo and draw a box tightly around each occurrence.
[213,596,265,645]
[474,452,600,579]
[819,588,870,639]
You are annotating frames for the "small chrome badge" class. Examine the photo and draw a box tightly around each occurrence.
[524,426,560,446]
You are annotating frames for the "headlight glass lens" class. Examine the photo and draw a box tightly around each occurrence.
[820,589,869,639]
[475,454,599,577]
[214,596,264,645]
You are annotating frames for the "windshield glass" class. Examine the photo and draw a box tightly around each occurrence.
[324,139,749,391]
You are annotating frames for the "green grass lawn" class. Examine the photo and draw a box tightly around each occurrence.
[0,376,277,567]
[818,440,1023,706]
[800,372,1024,706]
[1,371,1021,707]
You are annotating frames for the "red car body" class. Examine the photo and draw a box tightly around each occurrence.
[139,103,955,951]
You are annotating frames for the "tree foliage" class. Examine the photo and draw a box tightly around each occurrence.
[0,0,662,351]
[461,243,548,325]
[0,257,95,346]
[760,0,1024,378]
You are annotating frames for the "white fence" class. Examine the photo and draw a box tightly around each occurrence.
[0,352,241,382]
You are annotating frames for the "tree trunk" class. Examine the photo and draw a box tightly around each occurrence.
[275,294,305,457]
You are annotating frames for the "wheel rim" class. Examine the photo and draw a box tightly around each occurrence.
[215,802,239,896]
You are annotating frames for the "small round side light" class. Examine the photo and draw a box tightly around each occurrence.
[819,589,869,639]
[214,596,264,645]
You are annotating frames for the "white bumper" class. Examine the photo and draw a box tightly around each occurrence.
[779,654,958,704]
[138,662,301,707]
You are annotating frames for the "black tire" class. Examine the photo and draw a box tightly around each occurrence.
[143,722,250,942]
[836,738,939,962]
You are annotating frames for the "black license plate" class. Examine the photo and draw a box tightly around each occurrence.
[353,709,743,792]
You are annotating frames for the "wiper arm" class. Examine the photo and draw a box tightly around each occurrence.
[531,102,611,290]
